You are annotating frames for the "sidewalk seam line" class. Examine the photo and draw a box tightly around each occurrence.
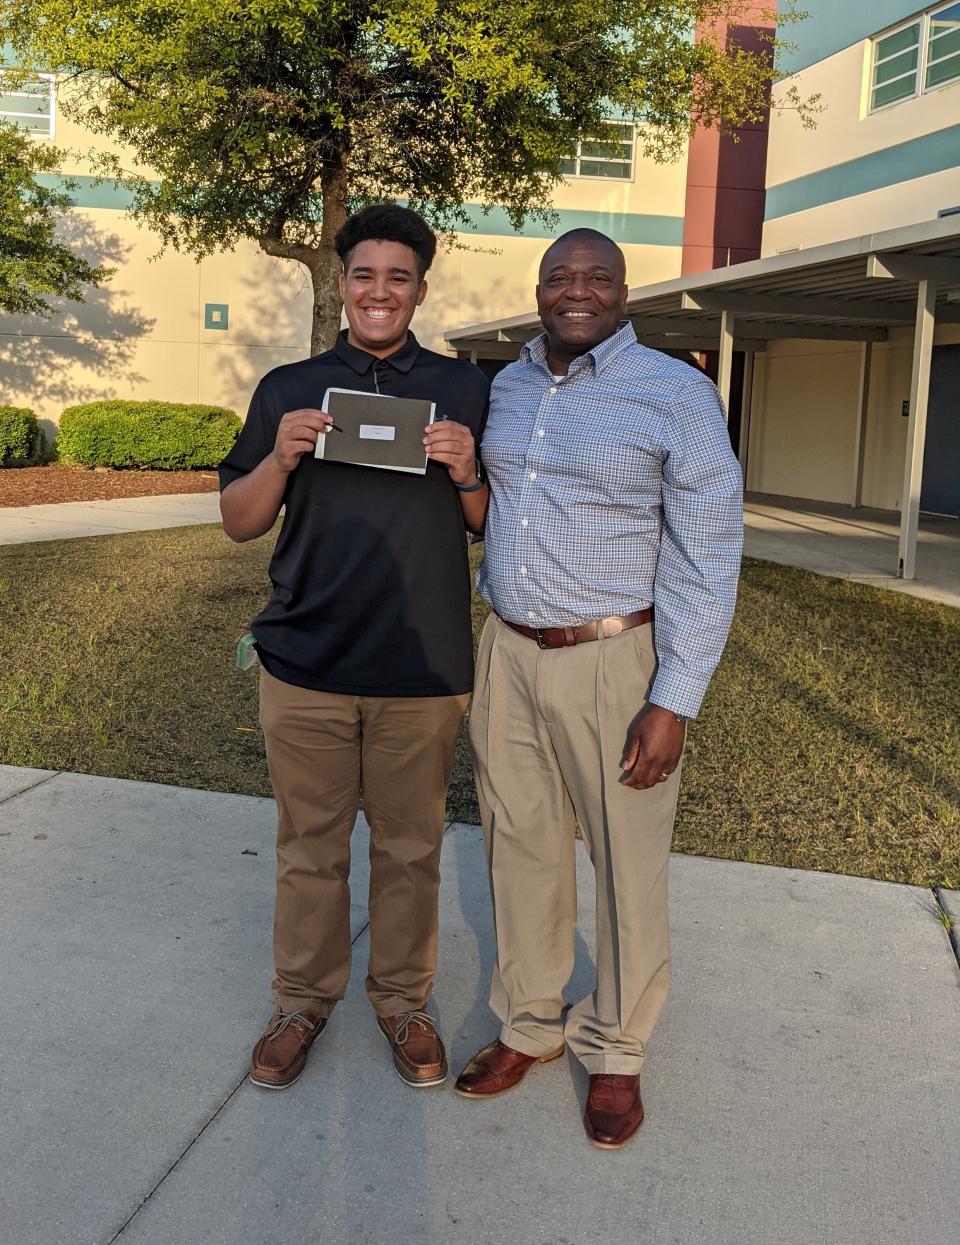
[107,1075,248,1244]
[109,915,373,1241]
[0,771,60,807]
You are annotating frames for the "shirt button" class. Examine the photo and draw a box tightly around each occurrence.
[548,386,557,395]
[519,566,527,575]
[529,471,537,480]
[537,429,545,437]
[521,518,528,527]
[527,611,536,619]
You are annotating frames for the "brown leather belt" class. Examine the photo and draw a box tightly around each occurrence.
[500,607,652,650]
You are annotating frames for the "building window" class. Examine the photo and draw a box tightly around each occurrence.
[870,3,960,111]
[0,74,55,137]
[926,2,960,89]
[559,123,635,180]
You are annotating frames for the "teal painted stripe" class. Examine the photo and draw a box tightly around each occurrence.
[776,0,925,76]
[36,173,140,210]
[40,174,684,247]
[455,204,683,246]
[765,122,960,219]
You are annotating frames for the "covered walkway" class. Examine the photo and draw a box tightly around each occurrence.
[744,495,959,608]
[447,216,960,585]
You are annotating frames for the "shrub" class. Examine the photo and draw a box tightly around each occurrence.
[0,405,44,467]
[57,400,240,470]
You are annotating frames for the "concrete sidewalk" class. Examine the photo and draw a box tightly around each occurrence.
[1,765,959,1245]
[744,495,960,608]
[0,491,221,544]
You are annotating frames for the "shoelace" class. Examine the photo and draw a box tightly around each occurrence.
[390,1010,438,1046]
[266,1010,318,1038]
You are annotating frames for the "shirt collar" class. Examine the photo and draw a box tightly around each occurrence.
[520,320,637,378]
[332,329,421,375]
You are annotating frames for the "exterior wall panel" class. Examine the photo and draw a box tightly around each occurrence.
[747,340,861,502]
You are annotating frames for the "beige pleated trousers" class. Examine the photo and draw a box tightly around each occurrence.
[469,615,682,1074]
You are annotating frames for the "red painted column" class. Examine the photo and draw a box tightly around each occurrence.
[681,9,774,276]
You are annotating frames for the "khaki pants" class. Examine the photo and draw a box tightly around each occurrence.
[258,666,469,1018]
[469,616,682,1074]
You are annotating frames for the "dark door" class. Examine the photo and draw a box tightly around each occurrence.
[922,345,960,516]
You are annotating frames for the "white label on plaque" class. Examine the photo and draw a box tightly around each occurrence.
[359,424,396,441]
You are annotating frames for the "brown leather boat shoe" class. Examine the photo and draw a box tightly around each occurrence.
[454,1038,565,1099]
[583,1074,644,1149]
[377,1011,448,1087]
[249,1009,326,1089]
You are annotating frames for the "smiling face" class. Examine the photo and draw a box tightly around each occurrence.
[338,239,428,357]
[536,233,628,370]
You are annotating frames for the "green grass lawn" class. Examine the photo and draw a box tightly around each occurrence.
[1,525,957,887]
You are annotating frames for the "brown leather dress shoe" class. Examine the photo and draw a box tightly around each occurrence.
[583,1074,644,1149]
[454,1038,565,1099]
[377,1011,448,1087]
[250,1009,326,1089]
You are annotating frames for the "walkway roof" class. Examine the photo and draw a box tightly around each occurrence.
[445,215,960,583]
[444,215,960,358]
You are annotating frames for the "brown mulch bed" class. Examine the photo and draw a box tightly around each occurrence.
[0,465,220,507]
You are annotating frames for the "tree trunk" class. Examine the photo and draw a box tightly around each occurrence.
[258,159,349,359]
[309,161,349,356]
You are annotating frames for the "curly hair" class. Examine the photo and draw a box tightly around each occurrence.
[334,205,437,279]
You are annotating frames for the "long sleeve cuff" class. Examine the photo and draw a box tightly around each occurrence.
[649,664,712,720]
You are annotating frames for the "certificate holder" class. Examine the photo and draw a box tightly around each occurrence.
[316,388,436,474]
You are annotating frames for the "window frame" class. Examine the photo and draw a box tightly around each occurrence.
[869,3,960,114]
[559,122,636,182]
[0,71,56,139]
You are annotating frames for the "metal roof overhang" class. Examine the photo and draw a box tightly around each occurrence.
[444,216,960,583]
[444,215,960,358]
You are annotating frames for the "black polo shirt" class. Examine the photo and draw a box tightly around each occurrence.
[219,331,488,697]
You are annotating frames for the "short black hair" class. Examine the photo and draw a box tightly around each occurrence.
[334,205,437,279]
[540,228,626,280]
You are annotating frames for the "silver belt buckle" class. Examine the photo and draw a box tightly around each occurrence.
[533,627,548,649]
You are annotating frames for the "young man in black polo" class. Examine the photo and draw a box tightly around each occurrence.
[219,205,489,1091]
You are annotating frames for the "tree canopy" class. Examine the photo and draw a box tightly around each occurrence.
[1,1,809,351]
[0,120,108,317]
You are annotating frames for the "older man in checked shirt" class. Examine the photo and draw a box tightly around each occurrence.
[454,229,743,1149]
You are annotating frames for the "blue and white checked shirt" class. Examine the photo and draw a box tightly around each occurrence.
[477,322,744,719]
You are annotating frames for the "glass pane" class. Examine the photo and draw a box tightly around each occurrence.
[578,159,631,179]
[875,22,921,62]
[872,75,919,108]
[0,110,50,131]
[930,2,960,35]
[928,26,960,62]
[580,137,630,159]
[925,48,960,86]
[558,157,576,175]
[0,92,50,117]
[873,47,919,85]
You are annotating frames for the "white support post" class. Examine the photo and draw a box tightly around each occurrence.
[738,350,754,480]
[717,310,734,425]
[852,341,872,508]
[898,279,936,580]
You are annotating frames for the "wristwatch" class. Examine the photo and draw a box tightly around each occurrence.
[454,461,487,493]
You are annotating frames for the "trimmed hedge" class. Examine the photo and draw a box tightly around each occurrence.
[0,405,44,467]
[57,400,241,470]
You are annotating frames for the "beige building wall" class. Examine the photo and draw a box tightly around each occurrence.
[763,38,960,254]
[763,166,960,255]
[0,88,687,429]
[746,325,960,510]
